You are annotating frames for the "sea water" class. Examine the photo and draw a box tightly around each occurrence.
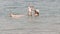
[0,0,60,34]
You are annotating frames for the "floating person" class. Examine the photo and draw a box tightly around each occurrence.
[34,9,39,16]
[9,13,25,19]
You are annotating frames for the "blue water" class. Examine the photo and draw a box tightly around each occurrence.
[0,0,60,34]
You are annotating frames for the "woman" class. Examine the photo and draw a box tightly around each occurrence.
[28,6,35,16]
[28,6,32,16]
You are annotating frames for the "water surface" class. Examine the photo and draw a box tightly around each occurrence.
[0,0,60,34]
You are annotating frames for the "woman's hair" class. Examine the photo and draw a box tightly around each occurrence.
[34,9,39,15]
